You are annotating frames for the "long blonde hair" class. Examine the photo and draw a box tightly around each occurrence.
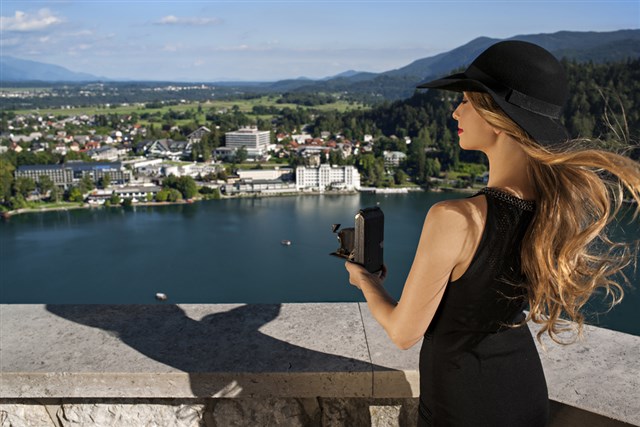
[467,91,640,343]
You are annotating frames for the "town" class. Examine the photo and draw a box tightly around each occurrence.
[1,104,477,214]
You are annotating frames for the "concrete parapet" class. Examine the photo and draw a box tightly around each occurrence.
[1,303,638,426]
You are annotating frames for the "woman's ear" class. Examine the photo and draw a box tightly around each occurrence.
[492,127,502,136]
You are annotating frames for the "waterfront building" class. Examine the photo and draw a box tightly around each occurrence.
[237,168,294,181]
[86,185,162,204]
[383,150,408,167]
[295,165,361,191]
[15,162,132,189]
[160,163,221,178]
[222,179,297,196]
[225,127,270,159]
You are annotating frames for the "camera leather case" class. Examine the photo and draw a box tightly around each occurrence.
[331,206,384,273]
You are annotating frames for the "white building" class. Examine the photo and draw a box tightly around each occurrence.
[87,185,162,205]
[237,168,293,181]
[223,180,297,196]
[225,126,270,158]
[383,150,408,167]
[296,165,361,191]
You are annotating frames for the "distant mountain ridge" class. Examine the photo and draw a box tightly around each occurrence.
[283,29,640,99]
[0,56,105,82]
[2,29,638,99]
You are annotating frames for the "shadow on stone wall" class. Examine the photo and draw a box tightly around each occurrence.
[45,304,412,400]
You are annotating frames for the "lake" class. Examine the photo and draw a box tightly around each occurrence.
[1,191,638,336]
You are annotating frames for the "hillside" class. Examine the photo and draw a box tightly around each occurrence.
[0,56,104,82]
[290,29,640,100]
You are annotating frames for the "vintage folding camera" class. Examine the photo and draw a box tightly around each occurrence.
[331,206,384,273]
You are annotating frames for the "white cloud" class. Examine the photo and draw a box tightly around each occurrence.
[163,43,182,52]
[155,15,223,26]
[0,9,63,32]
[65,30,93,38]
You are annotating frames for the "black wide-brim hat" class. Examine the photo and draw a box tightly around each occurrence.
[417,40,569,146]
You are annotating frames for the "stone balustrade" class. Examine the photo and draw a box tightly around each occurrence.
[1,303,638,426]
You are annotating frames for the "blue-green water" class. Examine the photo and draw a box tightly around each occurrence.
[1,192,638,336]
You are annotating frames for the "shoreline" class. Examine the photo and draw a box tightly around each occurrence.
[1,185,485,219]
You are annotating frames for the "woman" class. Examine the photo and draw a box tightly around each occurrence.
[344,40,640,426]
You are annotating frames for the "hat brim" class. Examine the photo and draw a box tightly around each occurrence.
[417,74,568,146]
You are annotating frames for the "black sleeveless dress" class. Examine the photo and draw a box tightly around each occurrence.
[418,187,548,427]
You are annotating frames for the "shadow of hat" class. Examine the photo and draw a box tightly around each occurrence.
[417,40,569,146]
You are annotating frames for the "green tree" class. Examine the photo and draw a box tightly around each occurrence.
[372,157,386,187]
[99,173,111,189]
[234,146,248,164]
[66,187,84,203]
[155,188,170,202]
[156,188,182,202]
[166,188,182,202]
[64,151,91,162]
[162,174,178,189]
[109,192,121,205]
[395,169,409,186]
[176,176,198,199]
[13,177,36,198]
[8,194,27,210]
[408,132,426,183]
[425,157,442,178]
[199,186,221,200]
[78,176,95,193]
[37,175,55,196]
[49,186,63,203]
[0,158,16,203]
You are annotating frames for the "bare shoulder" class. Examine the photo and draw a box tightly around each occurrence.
[421,195,488,279]
[425,195,487,232]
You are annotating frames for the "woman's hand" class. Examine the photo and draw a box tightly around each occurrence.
[345,261,387,290]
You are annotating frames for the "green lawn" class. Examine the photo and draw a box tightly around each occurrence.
[12,96,367,117]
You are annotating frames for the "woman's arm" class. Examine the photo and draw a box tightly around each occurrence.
[345,199,483,349]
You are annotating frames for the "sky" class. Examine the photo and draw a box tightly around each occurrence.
[1,0,638,82]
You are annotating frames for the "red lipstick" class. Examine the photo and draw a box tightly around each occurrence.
[457,128,463,135]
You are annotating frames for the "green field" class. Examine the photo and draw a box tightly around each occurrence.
[10,96,367,118]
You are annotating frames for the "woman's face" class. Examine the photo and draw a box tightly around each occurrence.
[452,92,498,151]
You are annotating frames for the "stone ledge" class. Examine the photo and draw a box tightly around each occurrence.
[1,303,638,425]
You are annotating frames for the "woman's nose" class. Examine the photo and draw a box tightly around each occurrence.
[452,106,460,121]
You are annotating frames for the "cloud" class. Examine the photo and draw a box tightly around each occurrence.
[155,15,223,26]
[0,9,63,32]
[65,30,93,38]
[163,43,183,52]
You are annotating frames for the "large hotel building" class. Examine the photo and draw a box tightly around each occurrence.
[15,162,131,188]
[295,165,360,191]
[224,126,270,158]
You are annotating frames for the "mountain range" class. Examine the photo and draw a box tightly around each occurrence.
[0,56,107,82]
[269,29,640,99]
[2,29,639,100]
